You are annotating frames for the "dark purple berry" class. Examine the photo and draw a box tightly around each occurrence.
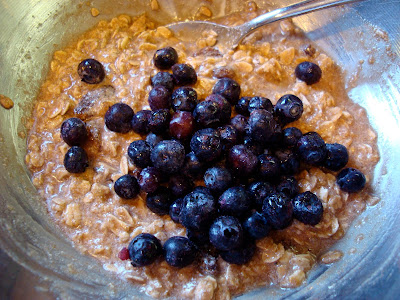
[190,128,222,163]
[127,140,151,168]
[148,109,170,134]
[169,174,194,197]
[77,58,105,84]
[169,111,195,140]
[186,229,210,247]
[131,110,151,135]
[205,94,232,124]
[220,239,256,265]
[258,154,281,180]
[183,152,204,178]
[138,167,161,194]
[276,176,299,198]
[204,167,232,195]
[336,168,366,193]
[243,211,271,239]
[171,87,198,112]
[105,103,134,133]
[248,96,273,114]
[114,174,140,199]
[218,186,253,218]
[172,63,197,85]
[247,181,276,209]
[61,117,87,146]
[323,143,349,171]
[212,78,241,105]
[209,216,243,251]
[218,125,240,151]
[262,192,293,230]
[282,127,303,148]
[146,186,174,215]
[230,114,247,137]
[243,136,264,156]
[193,95,231,128]
[275,148,300,175]
[128,233,162,267]
[64,146,89,173]
[274,94,303,125]
[150,140,185,174]
[145,133,163,149]
[164,236,197,268]
[296,131,327,165]
[235,97,251,116]
[227,144,259,177]
[292,191,323,226]
[246,109,280,145]
[153,47,178,70]
[148,85,172,110]
[169,198,184,223]
[295,61,322,85]
[151,71,174,90]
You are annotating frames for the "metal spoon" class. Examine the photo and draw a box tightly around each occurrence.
[166,0,364,50]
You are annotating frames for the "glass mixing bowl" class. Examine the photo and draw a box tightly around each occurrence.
[0,0,399,298]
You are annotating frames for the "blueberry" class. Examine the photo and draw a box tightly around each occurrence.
[138,167,161,194]
[60,117,87,146]
[64,146,89,173]
[186,229,210,247]
[274,148,300,175]
[114,174,140,199]
[77,58,105,84]
[248,96,273,114]
[148,85,172,110]
[169,111,195,140]
[192,186,213,196]
[164,236,197,268]
[262,192,293,230]
[243,136,264,156]
[205,94,232,125]
[227,144,259,177]
[230,114,247,137]
[292,191,323,226]
[193,95,231,128]
[131,110,152,135]
[219,239,256,265]
[235,96,251,115]
[274,94,303,125]
[190,128,222,163]
[204,167,233,195]
[296,131,327,165]
[148,109,170,134]
[246,109,280,145]
[145,133,164,149]
[169,174,194,197]
[243,211,271,239]
[182,152,204,178]
[295,61,322,85]
[218,125,240,152]
[323,143,349,171]
[169,198,184,223]
[171,87,198,112]
[276,176,299,198]
[127,140,151,168]
[218,186,253,218]
[212,78,241,105]
[128,233,163,267]
[209,216,243,251]
[258,154,281,180]
[336,167,366,192]
[153,47,178,70]
[180,190,217,232]
[282,127,303,148]
[172,63,197,85]
[105,103,134,133]
[146,186,174,215]
[151,140,185,174]
[247,181,276,209]
[151,71,175,91]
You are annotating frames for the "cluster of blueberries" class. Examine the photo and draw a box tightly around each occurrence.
[60,47,367,268]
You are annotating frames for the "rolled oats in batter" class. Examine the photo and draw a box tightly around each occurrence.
[25,3,380,300]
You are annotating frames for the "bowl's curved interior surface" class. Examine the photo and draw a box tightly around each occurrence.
[0,0,399,298]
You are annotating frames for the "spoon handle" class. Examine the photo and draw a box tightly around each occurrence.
[234,0,364,47]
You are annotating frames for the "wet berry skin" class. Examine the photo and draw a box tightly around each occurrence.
[138,167,161,194]
[172,63,197,85]
[292,191,323,226]
[193,94,231,128]
[218,125,240,152]
[262,192,293,230]
[169,174,194,197]
[150,140,185,174]
[148,109,171,134]
[274,94,303,125]
[131,110,152,135]
[230,114,247,137]
[218,186,253,218]
[105,103,134,133]
[169,111,195,140]
[182,152,204,178]
[204,167,233,195]
[145,133,164,149]
[227,144,259,177]
[128,233,163,267]
[127,140,152,168]
[163,236,198,268]
[243,136,264,156]
[153,47,178,70]
[212,78,241,105]
[146,186,174,215]
[296,131,327,165]
[209,216,244,251]
[151,71,175,91]
[323,143,349,171]
[336,167,366,193]
[114,174,140,199]
[243,211,271,239]
[148,85,172,110]
[220,239,256,265]
[274,148,300,175]
[186,229,210,247]
[276,176,299,198]
[64,146,89,173]
[258,154,281,180]
[169,198,184,223]
[282,127,303,148]
[247,181,276,209]
[248,96,273,114]
[295,61,322,85]
[246,109,279,145]
[77,58,105,84]
[190,128,222,163]
[171,87,198,112]
[235,97,251,116]
[180,190,217,232]
[61,117,87,146]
